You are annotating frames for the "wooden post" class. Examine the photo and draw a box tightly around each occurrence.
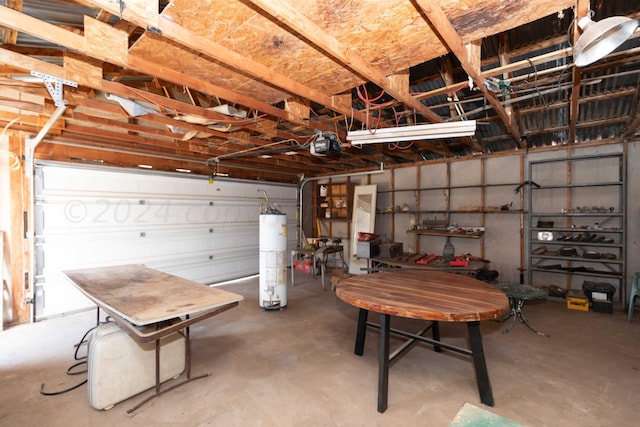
[9,133,31,324]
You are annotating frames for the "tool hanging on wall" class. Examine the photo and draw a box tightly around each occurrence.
[514,180,540,194]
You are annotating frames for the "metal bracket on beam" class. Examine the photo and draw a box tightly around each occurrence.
[30,71,78,107]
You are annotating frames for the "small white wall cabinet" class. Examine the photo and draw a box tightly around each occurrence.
[528,153,626,303]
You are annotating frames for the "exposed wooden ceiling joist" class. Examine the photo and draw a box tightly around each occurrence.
[0,0,637,182]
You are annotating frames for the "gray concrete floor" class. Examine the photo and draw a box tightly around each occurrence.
[1,271,639,426]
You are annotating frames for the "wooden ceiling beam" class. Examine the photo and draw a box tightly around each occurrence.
[0,5,336,133]
[243,0,444,124]
[0,0,22,45]
[64,97,364,173]
[0,47,301,145]
[498,33,524,138]
[84,0,371,125]
[414,0,522,145]
[568,0,591,144]
[0,45,347,172]
[623,84,640,138]
[439,57,479,153]
[36,141,303,183]
[49,128,312,172]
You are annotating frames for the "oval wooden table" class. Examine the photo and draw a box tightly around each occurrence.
[336,270,508,413]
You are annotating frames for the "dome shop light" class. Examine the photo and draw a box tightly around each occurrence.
[573,13,638,67]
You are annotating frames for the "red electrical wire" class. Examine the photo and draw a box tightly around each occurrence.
[356,84,385,132]
[387,106,414,150]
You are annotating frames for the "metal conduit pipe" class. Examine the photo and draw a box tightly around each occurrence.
[25,104,67,319]
[296,163,385,249]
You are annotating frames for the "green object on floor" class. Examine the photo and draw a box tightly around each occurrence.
[450,403,523,427]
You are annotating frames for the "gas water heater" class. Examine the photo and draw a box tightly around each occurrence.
[258,191,287,310]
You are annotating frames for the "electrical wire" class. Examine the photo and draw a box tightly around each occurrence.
[527,58,548,110]
[387,106,415,150]
[1,116,24,171]
[39,320,112,396]
[555,64,573,105]
[356,84,383,132]
[0,150,20,171]
[344,108,354,133]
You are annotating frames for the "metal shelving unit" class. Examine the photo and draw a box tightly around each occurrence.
[528,153,626,303]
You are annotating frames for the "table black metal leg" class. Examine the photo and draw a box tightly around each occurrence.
[432,321,442,352]
[467,321,494,407]
[355,308,369,356]
[378,313,390,413]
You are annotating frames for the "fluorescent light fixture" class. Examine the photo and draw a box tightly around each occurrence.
[137,164,153,169]
[346,120,476,145]
[284,151,298,155]
[176,168,191,173]
[574,14,638,67]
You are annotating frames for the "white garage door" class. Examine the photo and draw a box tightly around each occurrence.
[34,163,297,320]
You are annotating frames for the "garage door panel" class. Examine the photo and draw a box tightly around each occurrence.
[36,164,296,320]
[39,197,264,229]
[40,225,262,256]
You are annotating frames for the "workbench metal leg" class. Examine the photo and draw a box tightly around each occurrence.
[320,257,326,291]
[355,308,369,356]
[467,321,494,407]
[185,325,191,379]
[312,256,317,279]
[378,313,390,413]
[290,251,295,286]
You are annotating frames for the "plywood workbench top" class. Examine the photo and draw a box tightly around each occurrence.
[63,264,243,326]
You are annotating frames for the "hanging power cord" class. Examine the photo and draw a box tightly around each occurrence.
[527,58,549,110]
[40,319,113,396]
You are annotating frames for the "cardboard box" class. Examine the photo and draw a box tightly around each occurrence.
[566,289,589,311]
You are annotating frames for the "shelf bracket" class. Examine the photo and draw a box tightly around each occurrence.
[30,71,78,107]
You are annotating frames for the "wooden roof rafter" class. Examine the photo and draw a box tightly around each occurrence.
[84,0,374,127]
[0,5,337,131]
[242,0,444,125]
[414,0,522,146]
